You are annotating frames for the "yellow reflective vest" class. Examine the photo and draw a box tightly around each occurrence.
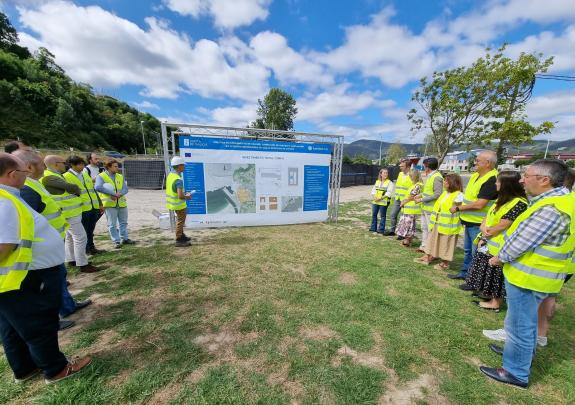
[401,182,423,215]
[0,189,34,293]
[503,193,575,293]
[394,172,413,201]
[98,172,127,208]
[429,191,462,235]
[166,172,187,211]
[63,170,100,211]
[421,171,443,214]
[24,178,69,239]
[372,179,392,206]
[483,197,527,256]
[459,169,498,224]
[42,169,83,220]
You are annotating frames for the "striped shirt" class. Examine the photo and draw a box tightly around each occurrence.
[498,187,571,263]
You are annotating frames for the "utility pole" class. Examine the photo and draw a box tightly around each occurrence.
[544,139,550,158]
[497,82,520,163]
[140,120,147,155]
[378,133,383,165]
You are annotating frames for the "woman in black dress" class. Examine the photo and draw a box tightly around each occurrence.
[466,171,528,311]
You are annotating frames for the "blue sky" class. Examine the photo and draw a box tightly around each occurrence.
[2,0,575,144]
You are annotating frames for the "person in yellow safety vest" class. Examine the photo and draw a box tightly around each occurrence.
[415,173,463,270]
[369,168,395,234]
[64,156,103,256]
[462,171,528,311]
[42,156,100,274]
[95,159,134,249]
[395,169,422,247]
[479,160,575,389]
[0,152,92,384]
[385,158,413,237]
[482,168,575,353]
[167,157,194,247]
[413,157,443,252]
[448,150,499,282]
[12,150,92,325]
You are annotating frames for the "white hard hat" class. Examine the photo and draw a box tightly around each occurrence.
[170,156,185,166]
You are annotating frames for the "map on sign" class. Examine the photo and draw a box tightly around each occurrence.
[205,163,256,214]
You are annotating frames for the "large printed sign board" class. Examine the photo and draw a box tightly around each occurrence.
[179,136,332,228]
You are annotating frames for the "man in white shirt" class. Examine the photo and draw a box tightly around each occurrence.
[84,152,101,182]
[0,153,91,384]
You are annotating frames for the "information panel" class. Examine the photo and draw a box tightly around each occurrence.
[179,136,332,228]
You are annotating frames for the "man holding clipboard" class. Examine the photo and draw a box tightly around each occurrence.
[166,157,194,247]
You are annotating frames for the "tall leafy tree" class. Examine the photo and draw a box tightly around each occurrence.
[408,47,554,164]
[251,88,298,132]
[386,143,406,164]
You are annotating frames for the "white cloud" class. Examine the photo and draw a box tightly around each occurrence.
[134,100,160,110]
[250,31,332,87]
[526,90,575,141]
[17,1,269,101]
[209,104,258,127]
[297,84,389,122]
[314,8,438,88]
[164,0,271,29]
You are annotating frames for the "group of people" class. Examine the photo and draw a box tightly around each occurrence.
[370,152,575,389]
[0,140,139,384]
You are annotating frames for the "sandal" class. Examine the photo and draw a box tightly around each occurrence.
[472,300,500,313]
[413,257,432,265]
[433,263,449,271]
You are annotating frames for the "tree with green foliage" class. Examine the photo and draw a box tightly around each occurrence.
[251,88,297,133]
[0,12,160,153]
[477,47,554,162]
[386,143,406,165]
[351,154,372,165]
[408,47,554,164]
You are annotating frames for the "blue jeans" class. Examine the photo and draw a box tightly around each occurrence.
[104,207,129,243]
[459,225,481,277]
[370,204,388,233]
[503,279,548,383]
[59,264,76,317]
[0,266,68,379]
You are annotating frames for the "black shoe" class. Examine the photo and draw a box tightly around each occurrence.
[458,283,474,291]
[182,234,191,242]
[396,236,405,241]
[383,231,395,236]
[447,273,466,280]
[479,366,527,389]
[75,299,92,311]
[66,280,71,287]
[121,239,136,245]
[59,320,75,331]
[175,240,191,247]
[66,261,76,267]
[488,343,504,356]
[87,248,105,255]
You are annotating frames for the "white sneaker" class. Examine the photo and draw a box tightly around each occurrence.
[482,328,507,342]
[537,336,548,347]
[483,329,548,347]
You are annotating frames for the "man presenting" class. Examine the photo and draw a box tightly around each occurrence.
[480,159,574,389]
[166,157,193,247]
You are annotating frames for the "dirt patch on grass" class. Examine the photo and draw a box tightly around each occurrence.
[463,355,483,367]
[299,325,338,340]
[332,345,386,370]
[338,272,357,285]
[379,373,450,405]
[147,382,184,404]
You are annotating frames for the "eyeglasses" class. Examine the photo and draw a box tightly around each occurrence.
[522,173,548,179]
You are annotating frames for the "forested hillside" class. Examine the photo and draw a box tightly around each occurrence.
[0,13,160,153]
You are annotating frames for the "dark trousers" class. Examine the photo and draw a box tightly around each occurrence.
[0,266,68,378]
[59,264,77,317]
[82,208,101,251]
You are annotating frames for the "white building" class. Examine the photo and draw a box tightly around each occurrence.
[439,151,473,172]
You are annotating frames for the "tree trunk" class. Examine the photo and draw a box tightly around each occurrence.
[498,83,520,163]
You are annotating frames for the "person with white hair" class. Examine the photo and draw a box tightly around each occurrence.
[448,150,498,283]
[166,157,193,247]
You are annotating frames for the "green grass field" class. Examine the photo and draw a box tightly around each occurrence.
[1,200,573,404]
